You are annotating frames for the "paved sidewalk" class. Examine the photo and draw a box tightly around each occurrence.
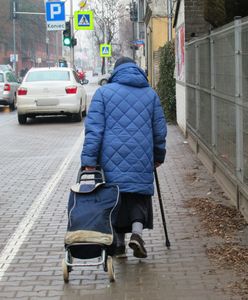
[0,124,247,299]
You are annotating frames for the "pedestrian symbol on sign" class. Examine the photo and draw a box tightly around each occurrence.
[100,44,112,57]
[102,47,109,54]
[74,11,94,30]
[78,14,90,26]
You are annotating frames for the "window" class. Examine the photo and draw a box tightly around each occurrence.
[26,70,70,82]
[6,72,17,82]
[6,72,12,82]
[72,71,81,83]
[0,73,4,82]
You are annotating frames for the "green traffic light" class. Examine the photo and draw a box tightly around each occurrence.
[63,37,71,47]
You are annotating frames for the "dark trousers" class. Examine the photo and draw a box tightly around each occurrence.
[114,192,153,234]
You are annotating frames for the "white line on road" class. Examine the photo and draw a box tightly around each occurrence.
[0,129,84,280]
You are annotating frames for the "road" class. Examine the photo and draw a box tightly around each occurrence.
[0,79,100,298]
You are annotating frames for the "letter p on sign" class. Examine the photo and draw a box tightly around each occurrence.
[50,4,61,19]
[46,1,65,24]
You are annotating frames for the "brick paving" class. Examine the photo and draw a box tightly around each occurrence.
[0,121,247,299]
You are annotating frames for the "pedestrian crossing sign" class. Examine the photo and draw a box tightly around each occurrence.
[74,11,94,30]
[100,44,112,57]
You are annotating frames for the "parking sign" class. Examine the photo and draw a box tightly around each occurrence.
[46,1,65,31]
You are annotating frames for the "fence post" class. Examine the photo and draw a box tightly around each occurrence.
[210,34,216,157]
[234,17,243,185]
[195,43,200,136]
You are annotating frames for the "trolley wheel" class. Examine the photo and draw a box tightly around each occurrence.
[67,251,73,272]
[62,259,69,283]
[107,256,115,282]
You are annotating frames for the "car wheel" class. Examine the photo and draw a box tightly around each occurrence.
[72,111,82,122]
[82,108,87,117]
[100,79,108,86]
[82,101,87,117]
[9,95,17,111]
[18,114,27,125]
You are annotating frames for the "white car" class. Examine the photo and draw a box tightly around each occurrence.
[97,68,113,86]
[98,73,110,86]
[0,70,20,110]
[17,67,87,124]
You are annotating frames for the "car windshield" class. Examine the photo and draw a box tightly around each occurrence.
[25,70,70,82]
[0,74,4,82]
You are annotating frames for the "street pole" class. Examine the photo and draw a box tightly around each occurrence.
[167,0,172,41]
[56,31,59,66]
[12,0,17,75]
[101,0,106,74]
[70,0,74,67]
[136,0,139,40]
[132,20,135,60]
[46,36,50,67]
[130,0,136,61]
[104,24,108,74]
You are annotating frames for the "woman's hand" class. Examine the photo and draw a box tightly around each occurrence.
[85,166,96,171]
[154,162,161,168]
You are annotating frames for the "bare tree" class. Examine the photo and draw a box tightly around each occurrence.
[90,0,131,73]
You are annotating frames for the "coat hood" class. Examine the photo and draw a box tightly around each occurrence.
[108,62,149,88]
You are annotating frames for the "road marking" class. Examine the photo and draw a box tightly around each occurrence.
[0,128,84,280]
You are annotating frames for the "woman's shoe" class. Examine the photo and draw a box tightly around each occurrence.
[128,233,147,258]
[114,245,127,258]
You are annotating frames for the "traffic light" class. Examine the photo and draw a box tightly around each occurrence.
[130,1,138,22]
[63,21,72,47]
[10,0,18,19]
[72,37,77,47]
[63,21,77,47]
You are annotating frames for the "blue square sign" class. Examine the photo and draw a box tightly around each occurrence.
[77,14,90,26]
[46,1,65,22]
[74,11,94,30]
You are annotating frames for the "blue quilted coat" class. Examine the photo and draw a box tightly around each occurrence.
[81,62,167,195]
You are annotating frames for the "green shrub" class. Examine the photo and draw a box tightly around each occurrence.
[156,40,176,122]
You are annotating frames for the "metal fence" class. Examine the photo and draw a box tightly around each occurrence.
[185,16,248,190]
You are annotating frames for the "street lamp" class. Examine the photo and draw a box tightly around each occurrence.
[12,0,17,75]
[101,0,108,74]
[167,0,172,41]
[129,0,138,60]
[69,0,75,67]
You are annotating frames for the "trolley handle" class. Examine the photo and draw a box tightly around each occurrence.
[77,167,105,183]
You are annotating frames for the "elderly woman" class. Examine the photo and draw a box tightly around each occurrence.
[81,57,167,259]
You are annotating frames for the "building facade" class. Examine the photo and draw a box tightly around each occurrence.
[0,0,62,76]
[144,0,170,87]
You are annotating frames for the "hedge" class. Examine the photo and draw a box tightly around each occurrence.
[156,40,176,122]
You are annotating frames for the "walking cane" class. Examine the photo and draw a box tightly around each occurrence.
[154,168,170,248]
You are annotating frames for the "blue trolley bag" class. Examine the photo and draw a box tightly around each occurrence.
[64,168,120,259]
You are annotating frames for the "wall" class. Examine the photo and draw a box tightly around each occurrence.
[153,18,167,51]
[144,0,168,86]
[152,0,167,15]
[184,0,209,41]
[175,0,186,134]
[148,17,168,87]
[0,0,62,75]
